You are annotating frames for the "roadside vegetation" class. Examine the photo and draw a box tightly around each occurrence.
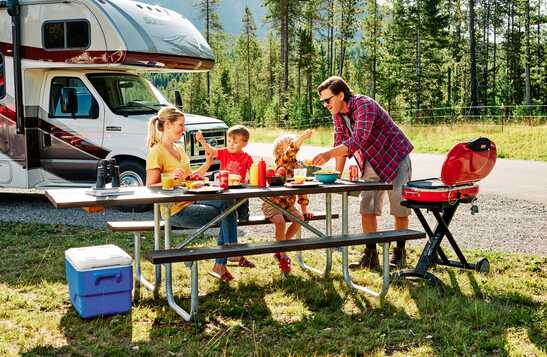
[250,124,547,161]
[1,223,545,356]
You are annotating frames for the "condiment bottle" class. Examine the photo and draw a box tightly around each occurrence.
[258,158,266,187]
[249,163,259,186]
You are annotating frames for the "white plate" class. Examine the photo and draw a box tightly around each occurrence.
[284,181,321,188]
[186,186,224,194]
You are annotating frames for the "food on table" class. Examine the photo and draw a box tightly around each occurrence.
[293,175,306,184]
[303,159,314,166]
[266,168,275,178]
[189,180,205,189]
[313,169,340,175]
[276,166,287,177]
[187,172,204,181]
[228,174,241,186]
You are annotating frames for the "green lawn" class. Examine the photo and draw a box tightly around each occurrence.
[250,124,547,161]
[0,223,545,356]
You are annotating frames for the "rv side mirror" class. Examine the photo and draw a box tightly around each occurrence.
[174,90,183,110]
[60,87,78,115]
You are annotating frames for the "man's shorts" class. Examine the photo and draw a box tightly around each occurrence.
[359,156,412,217]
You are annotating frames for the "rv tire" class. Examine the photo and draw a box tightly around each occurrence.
[117,159,150,212]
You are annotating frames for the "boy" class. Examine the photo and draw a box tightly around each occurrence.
[195,125,253,221]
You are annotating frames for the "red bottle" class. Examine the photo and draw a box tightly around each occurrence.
[258,158,267,188]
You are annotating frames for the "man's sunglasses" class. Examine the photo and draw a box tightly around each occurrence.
[320,95,335,106]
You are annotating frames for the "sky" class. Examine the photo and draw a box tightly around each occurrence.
[139,0,269,38]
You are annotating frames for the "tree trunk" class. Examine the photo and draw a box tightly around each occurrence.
[468,0,478,114]
[525,0,531,108]
[330,0,335,76]
[372,0,377,99]
[206,0,211,104]
[415,2,422,122]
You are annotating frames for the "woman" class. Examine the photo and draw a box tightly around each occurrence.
[146,106,254,282]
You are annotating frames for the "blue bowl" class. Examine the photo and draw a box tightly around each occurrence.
[314,173,339,183]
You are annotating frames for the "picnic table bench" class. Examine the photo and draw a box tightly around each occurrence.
[46,182,426,322]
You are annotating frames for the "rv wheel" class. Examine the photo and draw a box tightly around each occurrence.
[117,160,150,212]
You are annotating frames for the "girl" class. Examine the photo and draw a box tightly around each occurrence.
[262,129,314,273]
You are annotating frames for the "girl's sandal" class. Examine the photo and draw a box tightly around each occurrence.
[237,257,256,268]
[208,270,235,282]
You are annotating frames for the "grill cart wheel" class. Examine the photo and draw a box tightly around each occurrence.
[475,258,490,273]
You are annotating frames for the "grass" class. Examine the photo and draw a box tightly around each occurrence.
[0,222,545,356]
[250,124,547,161]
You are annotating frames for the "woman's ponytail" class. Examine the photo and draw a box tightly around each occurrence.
[147,116,160,148]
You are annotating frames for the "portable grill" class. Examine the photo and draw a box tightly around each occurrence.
[396,137,497,284]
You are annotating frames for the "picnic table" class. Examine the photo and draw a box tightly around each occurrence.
[46,181,425,321]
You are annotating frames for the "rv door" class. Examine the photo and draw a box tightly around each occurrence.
[39,73,105,183]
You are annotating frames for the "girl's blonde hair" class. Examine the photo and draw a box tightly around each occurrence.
[272,134,296,159]
[147,106,185,148]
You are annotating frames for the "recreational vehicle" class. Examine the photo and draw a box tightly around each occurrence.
[0,0,227,195]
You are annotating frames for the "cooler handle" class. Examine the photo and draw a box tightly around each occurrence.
[93,271,122,286]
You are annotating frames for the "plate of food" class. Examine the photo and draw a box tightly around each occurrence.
[284,180,321,188]
[186,186,224,194]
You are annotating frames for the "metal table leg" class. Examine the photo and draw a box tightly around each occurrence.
[133,204,161,292]
[340,192,391,298]
[296,192,333,277]
[162,203,198,322]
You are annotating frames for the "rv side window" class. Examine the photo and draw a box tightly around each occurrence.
[0,54,5,99]
[43,20,90,50]
[49,77,99,119]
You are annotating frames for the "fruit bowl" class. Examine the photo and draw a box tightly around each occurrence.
[267,175,286,186]
[314,172,339,183]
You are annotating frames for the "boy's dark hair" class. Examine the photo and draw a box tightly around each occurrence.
[317,76,353,102]
[227,125,250,142]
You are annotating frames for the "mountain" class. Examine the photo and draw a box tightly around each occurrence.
[139,0,268,38]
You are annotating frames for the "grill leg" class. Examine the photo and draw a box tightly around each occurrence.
[395,203,459,284]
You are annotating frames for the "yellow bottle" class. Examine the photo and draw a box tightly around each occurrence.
[249,163,259,186]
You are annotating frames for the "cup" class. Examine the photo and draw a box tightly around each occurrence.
[161,173,175,190]
[293,168,307,178]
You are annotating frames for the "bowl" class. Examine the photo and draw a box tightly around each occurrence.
[267,175,286,186]
[314,172,339,183]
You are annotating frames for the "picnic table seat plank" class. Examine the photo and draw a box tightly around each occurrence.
[106,212,339,232]
[145,229,425,264]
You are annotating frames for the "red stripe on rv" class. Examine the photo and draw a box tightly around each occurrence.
[0,42,214,70]
[0,104,109,159]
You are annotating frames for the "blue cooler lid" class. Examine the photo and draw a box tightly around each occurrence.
[65,244,132,270]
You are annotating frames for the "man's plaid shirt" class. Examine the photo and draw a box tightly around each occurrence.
[333,95,413,183]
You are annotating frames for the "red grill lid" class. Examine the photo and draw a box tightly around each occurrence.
[440,138,497,185]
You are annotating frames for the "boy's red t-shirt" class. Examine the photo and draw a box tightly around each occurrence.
[217,148,253,182]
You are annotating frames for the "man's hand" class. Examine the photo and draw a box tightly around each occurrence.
[312,151,331,166]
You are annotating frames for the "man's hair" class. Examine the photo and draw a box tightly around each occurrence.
[317,76,353,102]
[227,124,250,142]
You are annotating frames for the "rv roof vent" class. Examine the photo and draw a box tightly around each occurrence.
[136,4,142,9]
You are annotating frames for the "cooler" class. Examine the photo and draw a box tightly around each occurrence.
[65,244,133,319]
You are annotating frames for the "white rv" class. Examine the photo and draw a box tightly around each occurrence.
[0,0,227,193]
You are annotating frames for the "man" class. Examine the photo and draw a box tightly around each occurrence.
[312,76,413,269]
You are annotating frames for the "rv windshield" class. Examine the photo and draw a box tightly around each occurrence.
[87,73,168,116]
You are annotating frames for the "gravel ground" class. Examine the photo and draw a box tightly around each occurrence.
[0,192,545,257]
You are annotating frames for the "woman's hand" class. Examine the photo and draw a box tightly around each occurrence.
[312,151,331,166]
[172,169,185,180]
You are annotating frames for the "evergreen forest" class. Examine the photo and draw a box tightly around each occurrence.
[150,0,547,128]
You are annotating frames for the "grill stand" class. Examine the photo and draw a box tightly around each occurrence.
[395,199,489,285]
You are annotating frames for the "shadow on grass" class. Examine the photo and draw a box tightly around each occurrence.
[402,267,546,355]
